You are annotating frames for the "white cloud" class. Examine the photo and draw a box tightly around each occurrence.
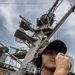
[0,0,18,34]
[65,30,74,35]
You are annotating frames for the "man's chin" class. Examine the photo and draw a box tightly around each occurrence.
[49,67,56,72]
[46,66,56,72]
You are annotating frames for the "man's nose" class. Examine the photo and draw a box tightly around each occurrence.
[52,53,57,58]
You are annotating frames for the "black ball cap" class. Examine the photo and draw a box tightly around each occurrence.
[42,40,67,54]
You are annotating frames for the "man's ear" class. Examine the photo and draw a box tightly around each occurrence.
[33,54,42,68]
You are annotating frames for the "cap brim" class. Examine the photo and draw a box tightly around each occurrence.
[42,40,67,54]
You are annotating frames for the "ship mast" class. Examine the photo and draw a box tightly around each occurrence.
[14,0,75,75]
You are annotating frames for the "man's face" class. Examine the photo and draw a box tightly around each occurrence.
[42,50,58,70]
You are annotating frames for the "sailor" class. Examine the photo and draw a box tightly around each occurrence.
[34,40,74,75]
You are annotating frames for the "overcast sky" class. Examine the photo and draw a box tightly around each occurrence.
[0,0,75,72]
